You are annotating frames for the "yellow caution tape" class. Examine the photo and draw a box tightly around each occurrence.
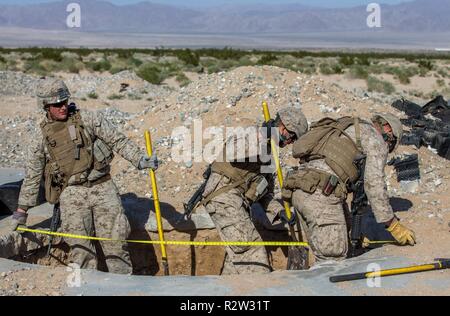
[17,227,310,247]
[16,227,394,247]
[367,240,396,244]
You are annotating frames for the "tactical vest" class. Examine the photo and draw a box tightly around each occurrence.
[198,133,272,206]
[210,160,265,201]
[282,117,364,201]
[292,116,364,186]
[40,110,93,204]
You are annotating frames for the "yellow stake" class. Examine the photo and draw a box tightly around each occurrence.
[262,101,293,221]
[145,130,169,275]
[262,101,309,270]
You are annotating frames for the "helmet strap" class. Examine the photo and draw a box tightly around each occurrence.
[381,132,397,152]
[278,130,297,147]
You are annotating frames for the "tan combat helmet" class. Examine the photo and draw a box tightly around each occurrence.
[277,107,309,139]
[36,78,71,109]
[372,112,404,150]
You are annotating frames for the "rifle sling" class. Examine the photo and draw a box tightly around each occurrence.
[354,117,362,151]
[199,177,248,207]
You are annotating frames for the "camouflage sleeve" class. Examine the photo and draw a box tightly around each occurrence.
[361,124,395,224]
[83,111,144,168]
[18,127,45,209]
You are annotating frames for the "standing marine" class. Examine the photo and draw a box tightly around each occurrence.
[11,78,158,274]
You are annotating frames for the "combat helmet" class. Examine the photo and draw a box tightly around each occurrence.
[372,112,404,151]
[36,78,71,109]
[277,107,309,139]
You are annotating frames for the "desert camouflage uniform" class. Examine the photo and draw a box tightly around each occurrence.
[18,110,143,274]
[203,127,284,275]
[291,121,394,262]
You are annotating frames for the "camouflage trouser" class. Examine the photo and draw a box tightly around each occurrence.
[291,189,349,263]
[59,178,132,274]
[205,175,271,275]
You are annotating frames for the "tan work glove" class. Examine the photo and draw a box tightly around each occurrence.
[386,218,416,246]
[362,237,371,248]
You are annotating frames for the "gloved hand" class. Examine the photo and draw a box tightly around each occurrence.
[11,210,28,232]
[386,217,416,246]
[279,208,297,227]
[362,237,372,248]
[138,154,159,171]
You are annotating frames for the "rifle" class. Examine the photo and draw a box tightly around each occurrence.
[400,133,422,148]
[392,96,450,160]
[387,154,420,182]
[401,125,450,159]
[349,154,368,258]
[46,202,61,257]
[179,165,212,222]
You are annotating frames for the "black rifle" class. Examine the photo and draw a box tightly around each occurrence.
[400,133,422,148]
[387,154,420,182]
[46,202,61,257]
[180,165,212,222]
[349,154,368,258]
[392,96,450,160]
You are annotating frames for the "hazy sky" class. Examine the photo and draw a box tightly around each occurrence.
[0,0,415,8]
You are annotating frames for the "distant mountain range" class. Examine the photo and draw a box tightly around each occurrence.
[0,0,449,33]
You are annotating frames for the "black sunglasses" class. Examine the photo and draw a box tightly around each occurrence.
[50,100,69,108]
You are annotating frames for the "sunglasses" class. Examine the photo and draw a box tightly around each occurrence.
[49,100,69,108]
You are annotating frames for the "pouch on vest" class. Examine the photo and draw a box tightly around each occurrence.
[284,169,323,194]
[244,175,269,203]
[322,174,339,196]
[44,162,66,204]
[281,169,319,201]
[93,138,114,170]
[282,169,346,201]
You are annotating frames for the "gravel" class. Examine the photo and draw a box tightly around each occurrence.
[0,72,38,96]
[0,70,172,168]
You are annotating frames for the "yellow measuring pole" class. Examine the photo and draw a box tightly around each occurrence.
[366,264,438,278]
[330,259,450,282]
[262,101,310,270]
[145,130,169,275]
[262,101,293,221]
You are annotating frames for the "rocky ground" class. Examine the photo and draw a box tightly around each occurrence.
[1,65,449,295]
[0,267,66,296]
